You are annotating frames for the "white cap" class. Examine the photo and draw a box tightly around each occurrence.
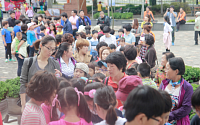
[27,22,35,29]
[195,12,200,16]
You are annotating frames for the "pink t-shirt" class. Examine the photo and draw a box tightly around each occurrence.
[15,11,21,20]
[41,103,51,124]
[21,102,46,125]
[48,118,93,125]
[69,15,79,30]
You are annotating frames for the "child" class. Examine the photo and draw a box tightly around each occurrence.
[26,6,34,19]
[125,68,138,76]
[97,60,108,77]
[163,16,173,52]
[47,23,57,38]
[119,46,125,54]
[57,25,63,35]
[48,87,93,125]
[158,90,172,125]
[94,62,101,74]
[116,38,125,51]
[135,46,142,64]
[90,73,106,82]
[74,63,89,78]
[38,25,46,39]
[137,63,157,89]
[191,86,200,124]
[2,21,13,62]
[38,15,44,25]
[55,17,61,27]
[86,30,92,40]
[110,29,115,35]
[116,28,124,45]
[98,24,105,35]
[70,78,86,93]
[88,61,95,77]
[109,44,116,52]
[55,35,62,47]
[13,20,21,37]
[90,30,99,57]
[14,32,23,59]
[46,16,52,21]
[94,86,126,125]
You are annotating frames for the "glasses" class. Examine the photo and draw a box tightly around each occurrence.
[44,45,56,52]
[150,117,161,122]
[99,69,108,72]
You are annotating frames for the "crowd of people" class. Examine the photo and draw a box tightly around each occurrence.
[0,4,200,125]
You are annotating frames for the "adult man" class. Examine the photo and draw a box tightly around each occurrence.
[69,10,79,36]
[97,11,110,26]
[0,7,3,28]
[164,5,177,46]
[61,12,73,35]
[194,12,200,45]
[143,6,155,21]
[176,8,186,32]
[76,10,91,30]
[7,11,16,28]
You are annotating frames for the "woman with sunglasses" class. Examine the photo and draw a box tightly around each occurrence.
[20,35,62,113]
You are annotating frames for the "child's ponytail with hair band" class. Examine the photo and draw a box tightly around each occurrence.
[106,104,117,125]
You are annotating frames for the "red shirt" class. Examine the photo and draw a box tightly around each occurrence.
[98,31,104,35]
[0,112,3,125]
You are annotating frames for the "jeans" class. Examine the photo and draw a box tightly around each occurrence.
[176,20,186,30]
[40,6,43,11]
[5,43,12,59]
[44,6,47,11]
[15,54,24,76]
[171,26,175,43]
[0,18,2,28]
[28,46,35,57]
[195,31,200,44]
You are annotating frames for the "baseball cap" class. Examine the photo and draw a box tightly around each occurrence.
[75,63,89,74]
[97,61,107,68]
[116,75,143,102]
[27,22,35,29]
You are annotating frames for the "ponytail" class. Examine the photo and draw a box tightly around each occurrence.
[33,39,41,50]
[55,42,71,59]
[164,15,171,25]
[106,105,117,125]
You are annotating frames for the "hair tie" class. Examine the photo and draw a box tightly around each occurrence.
[51,94,60,118]
[74,87,83,106]
[84,89,96,99]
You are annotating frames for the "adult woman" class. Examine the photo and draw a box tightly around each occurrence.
[131,19,142,46]
[20,4,26,15]
[15,8,21,20]
[61,33,74,44]
[99,46,111,61]
[155,52,175,87]
[123,45,138,69]
[21,71,58,125]
[141,15,153,29]
[159,57,193,125]
[73,39,93,64]
[56,42,76,80]
[144,34,157,68]
[20,35,61,112]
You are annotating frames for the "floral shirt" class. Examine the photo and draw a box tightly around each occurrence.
[142,78,157,89]
[154,67,166,87]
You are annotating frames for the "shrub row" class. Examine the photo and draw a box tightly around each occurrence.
[93,12,133,19]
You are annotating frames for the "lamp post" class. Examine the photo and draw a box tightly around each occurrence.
[141,0,144,19]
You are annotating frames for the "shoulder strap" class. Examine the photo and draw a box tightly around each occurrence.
[103,77,109,85]
[28,57,33,73]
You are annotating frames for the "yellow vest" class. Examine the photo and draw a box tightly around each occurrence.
[97,4,102,11]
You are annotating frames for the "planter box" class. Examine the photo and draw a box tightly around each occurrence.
[7,97,21,115]
[0,99,8,120]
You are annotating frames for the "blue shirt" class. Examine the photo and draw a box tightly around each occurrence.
[61,19,64,26]
[76,16,91,29]
[124,32,135,44]
[166,12,177,27]
[1,28,12,43]
[63,19,73,35]
[90,38,99,57]
[35,26,40,39]
[13,25,21,37]
[27,30,37,46]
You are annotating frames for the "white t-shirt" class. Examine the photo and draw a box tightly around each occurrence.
[95,117,127,125]
[100,34,117,46]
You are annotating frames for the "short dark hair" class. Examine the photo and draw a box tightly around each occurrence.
[85,26,91,31]
[123,24,132,32]
[46,16,52,20]
[40,25,46,31]
[168,57,185,75]
[96,42,108,55]
[22,18,27,24]
[120,46,125,52]
[91,73,106,82]
[70,78,86,93]
[26,71,58,103]
[192,86,200,108]
[25,20,31,24]
[55,35,62,45]
[21,24,28,32]
[58,80,71,92]
[2,21,8,26]
[124,85,165,122]
[170,5,174,9]
[57,25,63,29]
[109,44,116,50]
[110,29,115,35]
[162,52,175,61]
[159,90,172,113]
[103,26,111,33]
[92,30,98,35]
[72,9,77,14]
[137,63,151,77]
[100,24,105,31]
[105,51,127,72]
[118,28,124,33]
[10,11,15,15]
[124,45,137,60]
[15,20,21,25]
[98,34,104,42]
[38,14,43,18]
[125,68,138,75]
[86,30,91,35]
[79,10,84,13]
[144,34,154,46]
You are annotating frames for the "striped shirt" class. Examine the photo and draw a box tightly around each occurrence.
[21,102,46,125]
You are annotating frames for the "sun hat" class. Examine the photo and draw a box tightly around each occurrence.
[27,22,35,29]
[116,75,143,102]
[75,63,89,74]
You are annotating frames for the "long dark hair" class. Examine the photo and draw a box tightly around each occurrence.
[55,42,71,59]
[49,23,57,35]
[164,16,171,25]
[94,86,117,125]
[132,19,139,29]
[58,87,91,123]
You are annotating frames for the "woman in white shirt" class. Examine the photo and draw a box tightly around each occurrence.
[94,86,126,125]
[163,16,173,52]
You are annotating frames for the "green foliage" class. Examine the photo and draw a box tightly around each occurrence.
[0,81,9,101]
[93,12,133,19]
[6,77,21,98]
[187,19,195,22]
[182,66,200,83]
[87,6,92,13]
[37,11,45,14]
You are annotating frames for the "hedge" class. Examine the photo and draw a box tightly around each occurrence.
[93,12,133,19]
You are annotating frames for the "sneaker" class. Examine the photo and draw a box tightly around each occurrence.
[9,59,16,62]
[172,43,174,46]
[5,59,8,63]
